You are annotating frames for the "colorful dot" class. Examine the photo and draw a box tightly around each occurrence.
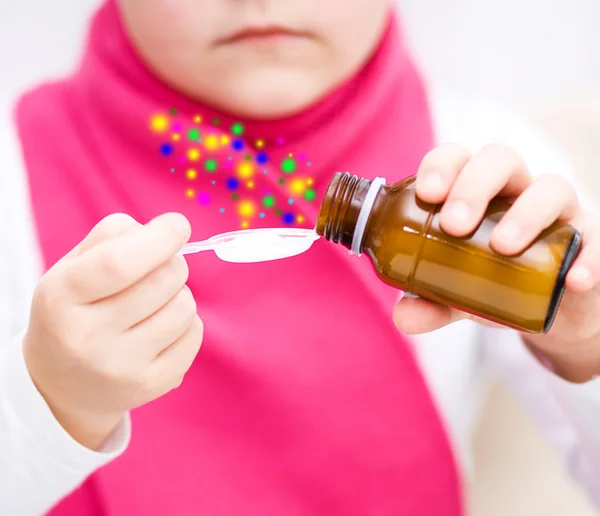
[238,201,256,217]
[186,188,195,198]
[170,168,175,173]
[304,189,316,201]
[259,212,265,218]
[307,162,312,167]
[220,135,230,145]
[237,162,254,179]
[279,178,285,184]
[198,192,210,206]
[204,135,219,151]
[219,208,225,213]
[226,178,240,189]
[299,153,306,160]
[231,122,244,136]
[256,139,265,148]
[232,194,239,200]
[173,123,182,132]
[262,195,276,208]
[194,115,202,123]
[160,143,174,156]
[170,108,177,115]
[275,209,282,216]
[307,178,314,186]
[232,139,244,152]
[288,199,294,205]
[205,159,218,172]
[282,213,295,224]
[188,128,200,141]
[186,169,197,180]
[290,178,306,195]
[297,215,305,223]
[247,181,255,189]
[187,148,201,161]
[241,221,250,229]
[172,133,181,141]
[211,180,216,185]
[213,119,220,125]
[276,137,285,145]
[256,152,269,165]
[281,157,296,173]
[179,157,186,164]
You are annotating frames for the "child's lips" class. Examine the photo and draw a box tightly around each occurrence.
[216,26,312,46]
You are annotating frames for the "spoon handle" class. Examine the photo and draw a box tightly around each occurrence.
[179,240,215,255]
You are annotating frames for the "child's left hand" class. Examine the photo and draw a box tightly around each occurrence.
[392,142,600,383]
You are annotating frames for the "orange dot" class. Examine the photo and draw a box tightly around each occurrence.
[172,133,181,141]
[187,148,200,161]
[247,181,255,189]
[205,135,219,151]
[241,221,250,229]
[307,178,314,186]
[194,115,202,123]
[237,162,254,179]
[186,169,197,180]
[256,140,265,148]
[150,114,169,133]
[297,215,305,223]
[238,201,255,217]
[186,189,195,198]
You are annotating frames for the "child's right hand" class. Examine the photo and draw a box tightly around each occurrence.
[22,213,203,451]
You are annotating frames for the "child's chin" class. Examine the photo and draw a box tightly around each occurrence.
[206,72,335,121]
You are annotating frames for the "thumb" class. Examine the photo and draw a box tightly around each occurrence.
[392,294,466,334]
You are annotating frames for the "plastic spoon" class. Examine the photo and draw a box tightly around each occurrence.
[179,227,320,263]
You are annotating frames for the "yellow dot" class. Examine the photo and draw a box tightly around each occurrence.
[220,135,230,145]
[247,181,255,189]
[238,201,255,217]
[297,215,305,223]
[237,162,254,179]
[307,178,314,186]
[288,153,293,157]
[186,189,195,198]
[172,133,180,141]
[150,114,169,133]
[187,148,200,161]
[256,140,264,148]
[186,169,197,180]
[290,178,306,195]
[205,135,219,151]
[241,221,250,229]
[194,115,202,123]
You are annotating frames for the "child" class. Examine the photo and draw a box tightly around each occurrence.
[1,0,600,514]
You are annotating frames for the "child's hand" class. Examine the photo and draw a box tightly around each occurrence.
[392,143,600,383]
[23,213,203,450]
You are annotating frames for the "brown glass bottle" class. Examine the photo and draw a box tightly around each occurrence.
[316,172,582,334]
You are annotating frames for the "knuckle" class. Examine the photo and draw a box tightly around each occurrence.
[174,285,197,320]
[96,213,139,238]
[97,249,131,285]
[480,143,526,168]
[421,142,471,170]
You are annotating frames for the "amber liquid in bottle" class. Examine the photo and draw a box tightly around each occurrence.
[316,172,582,334]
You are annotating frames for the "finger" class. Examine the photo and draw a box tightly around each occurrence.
[94,254,190,332]
[392,296,465,334]
[415,143,472,204]
[147,315,204,395]
[65,212,192,303]
[566,215,600,293]
[490,174,580,255]
[61,213,140,261]
[440,143,532,236]
[123,284,197,360]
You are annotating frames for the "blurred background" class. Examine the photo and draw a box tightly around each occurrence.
[1,1,599,514]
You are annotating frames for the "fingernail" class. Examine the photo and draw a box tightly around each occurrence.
[419,172,444,192]
[446,200,470,223]
[495,221,521,243]
[570,265,594,288]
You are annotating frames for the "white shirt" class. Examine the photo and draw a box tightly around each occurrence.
[1,90,600,516]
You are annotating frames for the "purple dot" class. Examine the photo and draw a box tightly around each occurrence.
[198,192,210,206]
[160,143,173,156]
[256,152,269,165]
[282,212,295,224]
[276,137,285,145]
[173,122,182,132]
[299,153,306,160]
[179,157,186,164]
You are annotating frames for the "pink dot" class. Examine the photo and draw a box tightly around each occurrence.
[198,192,210,206]
[276,137,285,145]
[299,153,306,160]
[173,122,182,132]
[179,157,186,164]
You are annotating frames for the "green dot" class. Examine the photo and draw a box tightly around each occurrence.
[304,189,316,201]
[232,122,244,136]
[205,159,218,172]
[275,209,281,216]
[188,128,200,141]
[281,157,296,174]
[232,194,239,201]
[213,119,220,125]
[263,195,275,208]
[245,155,252,161]
[278,178,285,184]
[169,108,177,115]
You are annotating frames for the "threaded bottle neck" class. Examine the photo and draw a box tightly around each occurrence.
[316,172,384,254]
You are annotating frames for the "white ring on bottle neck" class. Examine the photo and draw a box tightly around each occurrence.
[351,177,386,256]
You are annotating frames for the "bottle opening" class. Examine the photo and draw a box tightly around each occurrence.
[316,172,385,255]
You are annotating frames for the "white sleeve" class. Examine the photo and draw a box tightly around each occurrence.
[0,107,131,516]
[432,92,600,508]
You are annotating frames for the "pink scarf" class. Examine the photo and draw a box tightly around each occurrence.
[16,2,462,514]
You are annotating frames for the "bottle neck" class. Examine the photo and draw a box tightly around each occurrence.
[316,172,386,256]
